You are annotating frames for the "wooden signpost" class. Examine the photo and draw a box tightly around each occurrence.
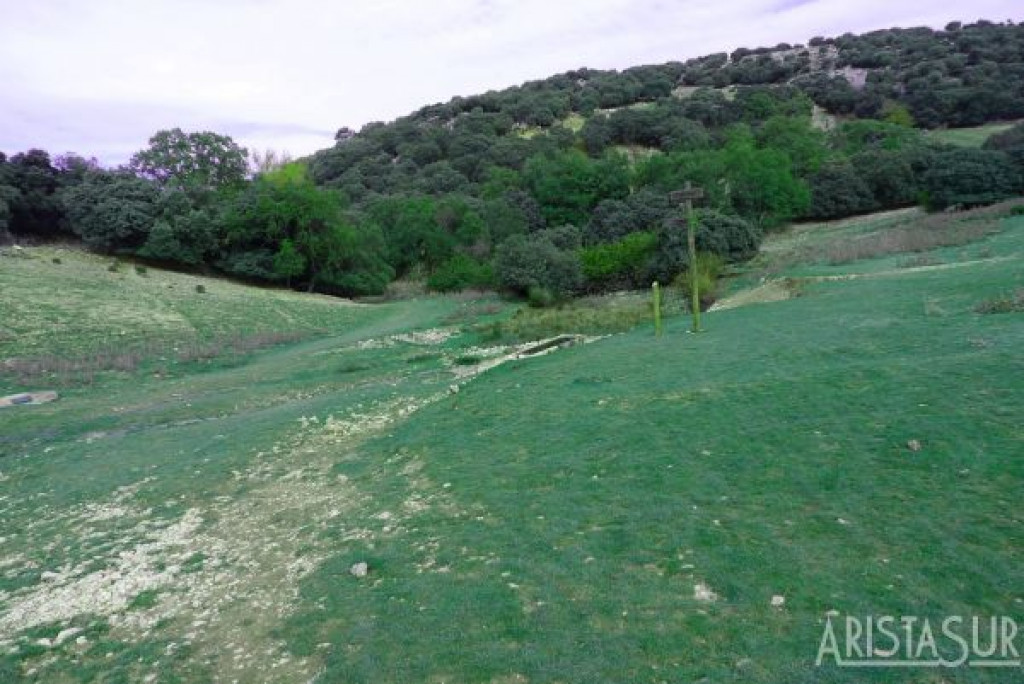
[669,182,705,333]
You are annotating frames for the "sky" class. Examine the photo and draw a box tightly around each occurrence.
[1,0,1021,165]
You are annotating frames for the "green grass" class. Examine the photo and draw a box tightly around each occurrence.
[478,292,675,343]
[0,245,367,363]
[272,216,1023,683]
[925,122,1018,147]
[2,211,1023,682]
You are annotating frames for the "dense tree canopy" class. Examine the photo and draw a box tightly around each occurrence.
[4,19,1022,301]
[130,128,249,191]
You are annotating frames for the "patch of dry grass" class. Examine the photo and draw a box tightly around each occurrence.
[812,200,1023,265]
[975,288,1024,314]
[2,329,309,386]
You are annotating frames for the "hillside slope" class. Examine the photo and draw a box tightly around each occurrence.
[1,207,1021,682]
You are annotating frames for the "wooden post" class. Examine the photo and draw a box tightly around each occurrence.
[669,182,705,333]
[652,281,662,337]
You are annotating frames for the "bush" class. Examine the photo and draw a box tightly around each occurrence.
[427,254,495,292]
[672,252,725,310]
[922,148,1021,210]
[527,286,557,308]
[494,233,583,297]
[195,284,206,294]
[580,231,658,290]
[975,289,1024,314]
[648,209,760,283]
[135,265,148,276]
[807,161,878,219]
[51,257,61,264]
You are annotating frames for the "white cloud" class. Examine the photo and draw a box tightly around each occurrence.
[1,0,1020,162]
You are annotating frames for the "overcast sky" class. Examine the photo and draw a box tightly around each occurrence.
[1,1,1020,165]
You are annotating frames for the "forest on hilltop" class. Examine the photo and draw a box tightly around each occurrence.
[2,20,1023,300]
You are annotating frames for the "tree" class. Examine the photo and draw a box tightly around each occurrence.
[523,150,630,227]
[494,232,582,297]
[755,116,827,176]
[0,154,19,242]
[807,162,878,219]
[135,187,217,265]
[921,148,1021,209]
[273,239,306,286]
[249,148,294,176]
[130,128,248,191]
[7,149,66,238]
[217,163,392,294]
[62,170,160,252]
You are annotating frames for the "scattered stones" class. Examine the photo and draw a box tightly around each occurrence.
[907,439,922,452]
[693,582,718,603]
[349,562,368,578]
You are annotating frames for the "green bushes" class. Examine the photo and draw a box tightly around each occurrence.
[673,252,725,310]
[427,254,495,292]
[807,161,878,219]
[494,233,582,298]
[580,231,658,290]
[647,209,760,283]
[922,148,1021,210]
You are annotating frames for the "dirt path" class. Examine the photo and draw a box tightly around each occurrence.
[0,334,601,682]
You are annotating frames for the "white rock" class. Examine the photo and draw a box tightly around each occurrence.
[693,582,718,603]
[350,562,368,578]
[54,627,82,646]
[771,595,785,608]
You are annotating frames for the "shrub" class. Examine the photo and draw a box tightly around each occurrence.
[672,252,725,310]
[51,257,61,264]
[922,148,1021,210]
[494,233,583,297]
[527,286,557,308]
[580,231,658,290]
[975,289,1024,314]
[427,254,495,292]
[108,261,120,272]
[648,209,760,283]
[195,284,206,294]
[807,161,878,219]
[135,265,148,276]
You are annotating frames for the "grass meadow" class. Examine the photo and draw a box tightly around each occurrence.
[1,208,1022,682]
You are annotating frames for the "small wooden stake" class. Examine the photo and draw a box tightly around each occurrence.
[652,281,663,337]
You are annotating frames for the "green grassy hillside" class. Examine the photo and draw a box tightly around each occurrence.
[926,122,1019,148]
[1,208,1022,682]
[0,246,364,363]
